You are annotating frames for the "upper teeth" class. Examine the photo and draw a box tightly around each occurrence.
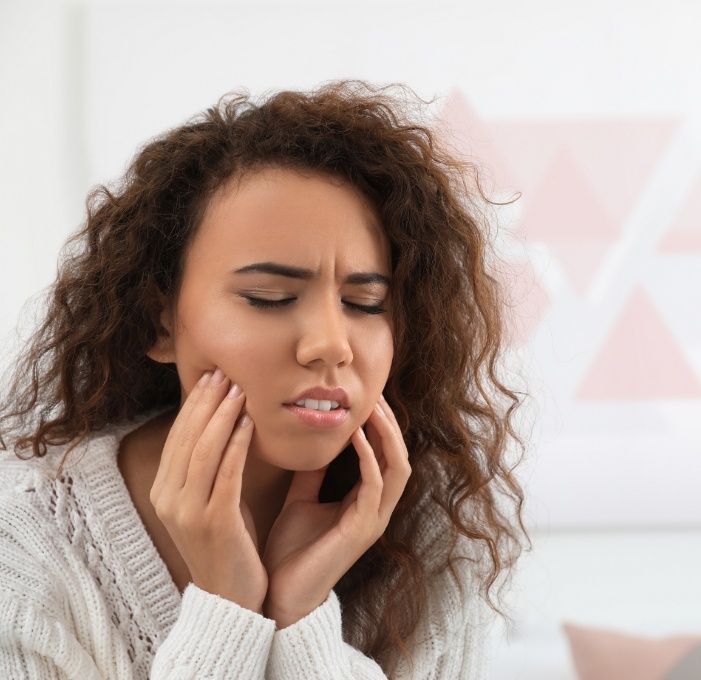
[294,399,340,411]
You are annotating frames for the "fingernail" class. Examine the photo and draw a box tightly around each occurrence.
[375,403,386,417]
[227,383,243,399]
[198,371,212,387]
[358,426,366,439]
[240,414,252,427]
[380,393,387,402]
[211,368,226,385]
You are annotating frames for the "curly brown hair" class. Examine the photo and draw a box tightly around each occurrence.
[1,80,527,672]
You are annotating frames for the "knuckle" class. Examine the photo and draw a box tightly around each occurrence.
[179,428,199,448]
[153,497,172,521]
[218,461,237,479]
[369,478,384,495]
[191,441,213,462]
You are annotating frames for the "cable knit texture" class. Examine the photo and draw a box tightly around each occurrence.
[0,412,491,678]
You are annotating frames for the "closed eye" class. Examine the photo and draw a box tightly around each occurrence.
[342,300,388,315]
[242,296,295,310]
[241,295,387,315]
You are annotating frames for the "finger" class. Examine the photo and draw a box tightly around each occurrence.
[210,413,254,509]
[366,405,411,521]
[161,368,233,491]
[351,427,384,517]
[365,421,384,470]
[364,421,386,474]
[364,396,402,474]
[375,399,409,464]
[185,387,247,501]
[282,466,329,509]
[378,394,405,447]
[151,369,212,499]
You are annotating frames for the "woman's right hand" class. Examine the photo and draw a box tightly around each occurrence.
[149,368,267,613]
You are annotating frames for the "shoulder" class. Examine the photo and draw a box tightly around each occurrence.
[0,424,125,581]
[0,424,130,622]
[0,441,68,555]
[0,408,167,496]
[0,408,168,582]
[0,453,74,623]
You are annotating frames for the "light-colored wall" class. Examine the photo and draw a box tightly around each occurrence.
[2,0,700,530]
[0,2,87,356]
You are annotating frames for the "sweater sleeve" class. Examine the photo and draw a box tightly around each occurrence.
[151,584,275,679]
[265,558,492,680]
[266,590,385,679]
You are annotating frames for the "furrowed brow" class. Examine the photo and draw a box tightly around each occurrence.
[232,262,313,280]
[232,262,390,286]
[344,272,391,286]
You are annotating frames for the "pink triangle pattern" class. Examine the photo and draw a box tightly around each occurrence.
[437,90,518,194]
[659,228,701,252]
[517,151,618,293]
[438,91,678,234]
[518,150,619,242]
[576,287,701,400]
[659,172,701,253]
[492,117,679,226]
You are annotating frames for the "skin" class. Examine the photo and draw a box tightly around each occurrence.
[132,166,412,628]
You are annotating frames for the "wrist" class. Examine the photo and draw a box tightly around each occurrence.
[264,593,327,629]
[192,580,265,615]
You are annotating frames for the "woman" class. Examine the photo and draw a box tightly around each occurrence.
[0,81,526,678]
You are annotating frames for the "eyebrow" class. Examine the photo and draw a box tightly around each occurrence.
[232,262,391,287]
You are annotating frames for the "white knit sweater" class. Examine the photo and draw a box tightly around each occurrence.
[0,412,491,679]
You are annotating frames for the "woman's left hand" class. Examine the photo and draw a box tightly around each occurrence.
[261,395,411,628]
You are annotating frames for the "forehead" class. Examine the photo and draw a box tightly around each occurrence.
[188,167,391,273]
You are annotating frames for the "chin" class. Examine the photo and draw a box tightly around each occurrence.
[252,432,350,472]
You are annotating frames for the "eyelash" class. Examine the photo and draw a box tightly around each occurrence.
[242,296,387,315]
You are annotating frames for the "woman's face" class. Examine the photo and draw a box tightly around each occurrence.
[154,166,394,471]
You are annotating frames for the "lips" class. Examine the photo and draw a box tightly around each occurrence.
[284,387,350,430]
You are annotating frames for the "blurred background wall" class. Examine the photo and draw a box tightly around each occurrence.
[2,1,700,676]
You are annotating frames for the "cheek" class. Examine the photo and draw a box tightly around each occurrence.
[173,301,265,390]
[353,327,394,421]
[364,326,394,379]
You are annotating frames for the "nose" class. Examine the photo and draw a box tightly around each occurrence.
[296,295,353,368]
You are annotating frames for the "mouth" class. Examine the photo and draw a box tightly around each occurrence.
[283,386,351,428]
[287,398,346,412]
[286,387,350,410]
